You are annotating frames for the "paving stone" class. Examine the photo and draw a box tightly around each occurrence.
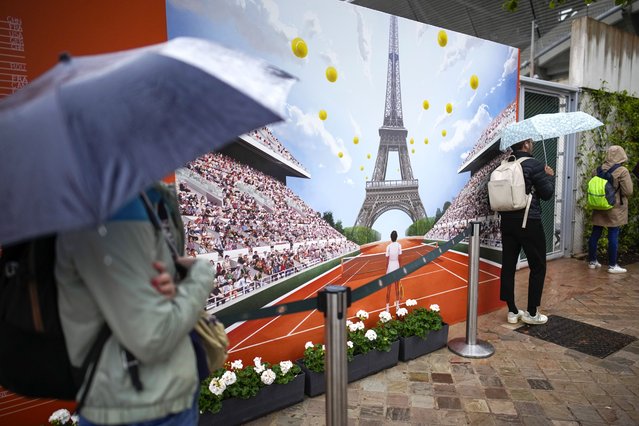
[514,401,546,416]
[386,393,409,407]
[461,398,490,413]
[433,383,457,396]
[487,399,517,415]
[456,385,485,398]
[484,387,509,399]
[510,388,537,401]
[359,404,385,418]
[410,394,435,408]
[432,372,454,383]
[567,404,605,423]
[436,396,462,410]
[527,379,553,390]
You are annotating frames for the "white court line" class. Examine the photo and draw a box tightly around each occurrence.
[439,252,501,279]
[0,399,58,417]
[233,258,369,346]
[433,259,468,283]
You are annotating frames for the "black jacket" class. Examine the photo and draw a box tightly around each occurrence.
[499,151,555,221]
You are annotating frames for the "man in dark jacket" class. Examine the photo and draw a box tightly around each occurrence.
[500,138,555,325]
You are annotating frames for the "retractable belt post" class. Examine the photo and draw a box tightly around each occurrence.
[317,285,351,426]
[448,221,495,358]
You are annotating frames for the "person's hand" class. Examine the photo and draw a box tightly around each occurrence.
[544,165,554,176]
[176,256,196,269]
[151,261,177,299]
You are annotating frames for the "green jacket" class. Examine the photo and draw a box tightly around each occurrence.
[55,194,213,424]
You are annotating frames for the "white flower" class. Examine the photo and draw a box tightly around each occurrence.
[49,409,71,425]
[253,356,265,373]
[348,322,359,332]
[396,307,409,317]
[230,359,243,370]
[261,369,276,385]
[71,414,79,426]
[406,299,417,306]
[355,321,365,330]
[304,341,314,349]
[365,329,378,341]
[347,340,353,348]
[346,319,353,327]
[429,304,440,312]
[280,360,293,375]
[322,344,326,351]
[379,311,392,323]
[208,377,227,396]
[356,309,369,320]
[221,370,237,385]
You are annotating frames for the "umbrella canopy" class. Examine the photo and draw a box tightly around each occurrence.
[500,111,603,152]
[0,37,296,245]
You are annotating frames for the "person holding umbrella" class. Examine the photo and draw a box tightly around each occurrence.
[588,145,634,274]
[499,138,555,325]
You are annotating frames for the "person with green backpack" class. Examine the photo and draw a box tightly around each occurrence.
[588,145,634,273]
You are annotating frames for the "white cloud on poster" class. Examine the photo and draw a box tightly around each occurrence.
[303,11,321,38]
[439,36,483,73]
[460,151,470,160]
[502,47,518,79]
[353,6,373,82]
[345,178,354,185]
[349,114,362,139]
[287,104,351,173]
[170,0,297,58]
[440,104,492,152]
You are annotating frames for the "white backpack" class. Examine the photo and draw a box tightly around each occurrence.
[488,156,532,228]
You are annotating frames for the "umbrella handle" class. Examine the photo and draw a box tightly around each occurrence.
[542,140,548,164]
[140,191,188,280]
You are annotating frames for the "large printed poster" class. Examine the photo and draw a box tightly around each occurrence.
[166,0,519,242]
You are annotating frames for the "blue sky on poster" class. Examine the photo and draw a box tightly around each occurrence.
[167,0,518,240]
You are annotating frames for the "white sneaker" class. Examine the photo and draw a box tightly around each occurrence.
[608,265,627,274]
[522,311,548,325]
[507,309,524,324]
[588,261,602,269]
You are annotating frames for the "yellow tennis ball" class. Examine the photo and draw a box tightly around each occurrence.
[353,136,359,145]
[411,148,415,154]
[360,165,364,171]
[365,176,369,180]
[291,37,308,58]
[410,138,414,145]
[437,30,447,47]
[470,74,479,90]
[442,129,447,137]
[319,110,327,120]
[367,153,371,159]
[422,100,429,110]
[446,103,453,114]
[338,151,343,158]
[424,138,429,144]
[326,66,338,82]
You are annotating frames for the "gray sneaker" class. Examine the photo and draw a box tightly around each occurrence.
[522,311,548,325]
[588,260,601,269]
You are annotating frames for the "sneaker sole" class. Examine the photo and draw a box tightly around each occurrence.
[522,317,547,325]
[507,317,519,324]
[608,270,627,274]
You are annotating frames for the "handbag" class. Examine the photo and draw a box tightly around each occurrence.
[193,312,229,372]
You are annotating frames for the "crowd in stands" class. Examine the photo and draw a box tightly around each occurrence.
[177,151,358,308]
[460,102,516,166]
[247,127,308,171]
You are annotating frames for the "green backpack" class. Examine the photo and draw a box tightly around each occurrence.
[587,164,621,210]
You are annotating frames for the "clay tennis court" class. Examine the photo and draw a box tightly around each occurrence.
[225,238,503,364]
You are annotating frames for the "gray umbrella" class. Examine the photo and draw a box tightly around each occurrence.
[0,37,296,245]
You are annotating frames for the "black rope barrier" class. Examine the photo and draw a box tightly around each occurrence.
[217,226,471,327]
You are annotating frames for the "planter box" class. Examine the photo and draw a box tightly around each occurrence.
[199,372,305,426]
[399,323,449,362]
[297,340,400,397]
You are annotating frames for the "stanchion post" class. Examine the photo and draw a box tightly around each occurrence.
[317,285,351,426]
[448,221,495,358]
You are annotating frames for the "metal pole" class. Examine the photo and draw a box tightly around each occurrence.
[530,19,535,78]
[318,286,350,426]
[448,222,495,358]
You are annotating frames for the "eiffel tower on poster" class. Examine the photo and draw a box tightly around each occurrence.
[355,15,426,229]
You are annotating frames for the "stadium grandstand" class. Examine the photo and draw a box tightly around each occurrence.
[176,128,359,309]
[425,101,517,248]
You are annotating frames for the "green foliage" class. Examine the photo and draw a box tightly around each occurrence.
[322,211,335,227]
[406,217,434,236]
[302,341,354,373]
[392,305,443,339]
[580,86,639,258]
[502,0,631,12]
[344,226,381,245]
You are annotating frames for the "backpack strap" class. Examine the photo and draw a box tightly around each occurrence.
[517,157,532,228]
[76,324,111,412]
[601,163,624,206]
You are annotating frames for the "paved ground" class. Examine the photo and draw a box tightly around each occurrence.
[247,258,639,425]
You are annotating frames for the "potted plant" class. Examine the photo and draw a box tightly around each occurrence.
[48,409,78,426]
[198,357,304,425]
[393,299,449,361]
[297,309,399,396]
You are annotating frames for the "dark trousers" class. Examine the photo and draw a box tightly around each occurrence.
[500,218,547,312]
